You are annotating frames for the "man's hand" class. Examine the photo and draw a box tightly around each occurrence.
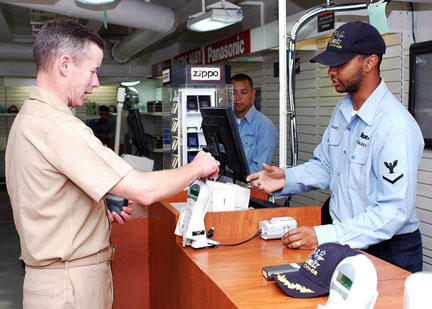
[246,163,286,193]
[190,151,220,179]
[107,206,133,224]
[282,226,318,249]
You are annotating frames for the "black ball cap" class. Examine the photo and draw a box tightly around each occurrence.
[310,21,386,67]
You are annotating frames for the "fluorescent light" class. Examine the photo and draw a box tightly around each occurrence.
[127,87,139,94]
[75,0,114,4]
[187,1,243,32]
[121,81,140,87]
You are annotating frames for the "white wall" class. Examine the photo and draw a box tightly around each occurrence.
[402,2,432,271]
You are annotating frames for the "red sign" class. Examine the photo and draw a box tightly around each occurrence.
[173,47,203,65]
[204,29,251,64]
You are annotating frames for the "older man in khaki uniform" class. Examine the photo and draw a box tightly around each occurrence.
[5,18,219,308]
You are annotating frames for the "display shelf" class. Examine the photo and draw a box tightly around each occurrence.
[165,87,233,168]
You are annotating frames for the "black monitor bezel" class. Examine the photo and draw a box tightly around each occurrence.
[409,40,432,148]
[126,107,150,157]
[200,107,250,183]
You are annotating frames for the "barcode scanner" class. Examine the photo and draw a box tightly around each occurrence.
[105,194,128,215]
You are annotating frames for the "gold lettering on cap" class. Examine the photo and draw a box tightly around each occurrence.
[328,30,345,50]
[303,263,318,276]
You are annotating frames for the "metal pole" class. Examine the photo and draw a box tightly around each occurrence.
[278,0,287,168]
[114,87,125,155]
[284,2,369,167]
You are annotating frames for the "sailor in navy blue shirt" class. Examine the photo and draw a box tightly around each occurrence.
[247,21,424,272]
[231,73,278,173]
[87,105,116,147]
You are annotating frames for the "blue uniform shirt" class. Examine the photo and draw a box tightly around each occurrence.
[87,115,116,144]
[236,105,278,173]
[278,80,424,249]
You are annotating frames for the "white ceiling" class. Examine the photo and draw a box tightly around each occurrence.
[0,1,323,62]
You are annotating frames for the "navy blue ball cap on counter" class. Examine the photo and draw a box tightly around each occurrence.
[273,243,360,298]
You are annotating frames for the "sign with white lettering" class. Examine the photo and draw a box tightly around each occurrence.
[162,68,170,84]
[204,29,250,64]
[318,11,334,33]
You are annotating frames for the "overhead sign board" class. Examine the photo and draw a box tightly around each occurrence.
[173,47,204,65]
[204,29,251,64]
[318,11,335,33]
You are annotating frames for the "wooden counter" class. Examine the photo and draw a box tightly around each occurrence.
[113,191,410,308]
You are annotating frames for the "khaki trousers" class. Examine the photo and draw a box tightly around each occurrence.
[23,262,113,309]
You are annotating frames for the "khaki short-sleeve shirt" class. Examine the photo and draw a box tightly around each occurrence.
[5,86,133,266]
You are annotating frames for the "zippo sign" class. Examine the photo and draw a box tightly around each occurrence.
[190,67,221,81]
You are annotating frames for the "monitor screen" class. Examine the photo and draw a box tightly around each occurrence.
[125,107,150,157]
[200,107,250,183]
[409,40,432,147]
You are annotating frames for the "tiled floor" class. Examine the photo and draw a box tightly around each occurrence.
[0,186,24,309]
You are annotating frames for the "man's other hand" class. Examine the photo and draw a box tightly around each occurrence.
[190,151,220,179]
[246,163,286,193]
[107,206,133,224]
[282,226,318,249]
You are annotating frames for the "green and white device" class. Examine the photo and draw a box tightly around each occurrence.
[175,179,219,249]
[318,254,378,309]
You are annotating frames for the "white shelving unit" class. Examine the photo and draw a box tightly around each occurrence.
[167,86,233,169]
[161,64,233,169]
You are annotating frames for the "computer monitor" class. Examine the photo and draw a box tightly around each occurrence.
[409,40,432,147]
[200,107,250,183]
[125,107,150,157]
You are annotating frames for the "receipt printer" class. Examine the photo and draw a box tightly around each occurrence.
[259,216,297,240]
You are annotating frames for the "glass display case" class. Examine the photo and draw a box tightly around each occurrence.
[162,65,233,169]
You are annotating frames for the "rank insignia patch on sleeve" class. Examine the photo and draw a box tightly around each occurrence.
[383,160,403,184]
[384,160,397,174]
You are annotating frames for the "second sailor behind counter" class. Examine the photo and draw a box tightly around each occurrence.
[231,73,278,173]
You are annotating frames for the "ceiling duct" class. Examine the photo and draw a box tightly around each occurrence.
[0,0,178,63]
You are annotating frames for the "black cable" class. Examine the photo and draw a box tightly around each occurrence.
[216,229,262,247]
[410,2,416,43]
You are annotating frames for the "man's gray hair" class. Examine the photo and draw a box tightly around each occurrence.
[33,18,104,71]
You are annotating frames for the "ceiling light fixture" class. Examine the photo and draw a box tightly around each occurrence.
[187,0,243,32]
[120,81,140,87]
[75,0,115,29]
[75,0,114,4]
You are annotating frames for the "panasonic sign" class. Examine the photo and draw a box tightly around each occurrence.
[190,67,221,81]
